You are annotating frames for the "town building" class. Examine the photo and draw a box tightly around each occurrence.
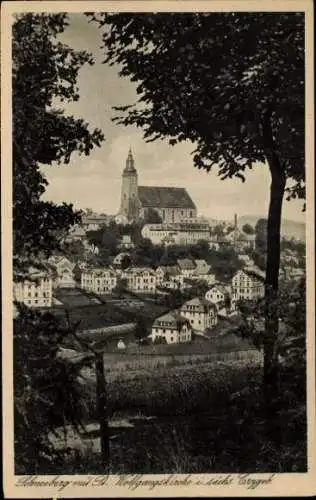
[48,256,76,288]
[155,265,184,289]
[150,311,192,344]
[121,267,157,293]
[280,267,305,282]
[232,267,265,301]
[141,219,210,246]
[225,214,256,251]
[13,269,53,308]
[190,259,216,284]
[118,234,135,250]
[205,284,237,314]
[177,259,196,278]
[81,213,114,231]
[208,234,231,250]
[119,148,197,223]
[66,224,87,241]
[180,297,218,332]
[81,268,117,294]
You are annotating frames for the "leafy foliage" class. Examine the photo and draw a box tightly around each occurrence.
[13,13,104,277]
[143,207,163,224]
[14,304,94,473]
[237,278,306,375]
[242,223,255,234]
[91,12,304,200]
[13,13,105,472]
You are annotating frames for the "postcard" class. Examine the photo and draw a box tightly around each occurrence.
[1,0,315,497]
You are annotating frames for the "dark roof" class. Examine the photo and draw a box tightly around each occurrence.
[177,258,196,270]
[138,186,196,209]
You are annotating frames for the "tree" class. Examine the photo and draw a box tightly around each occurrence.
[121,254,132,269]
[13,13,105,471]
[255,218,268,254]
[13,14,104,277]
[135,316,149,345]
[212,224,225,237]
[242,223,255,235]
[236,277,306,445]
[144,207,163,224]
[114,277,128,297]
[14,305,94,473]
[92,12,305,430]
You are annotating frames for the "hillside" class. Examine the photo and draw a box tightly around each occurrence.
[238,215,305,241]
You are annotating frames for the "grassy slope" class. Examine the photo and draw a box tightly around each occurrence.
[43,360,306,475]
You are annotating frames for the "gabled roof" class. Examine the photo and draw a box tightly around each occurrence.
[194,259,210,274]
[208,284,229,297]
[138,186,196,209]
[157,265,181,276]
[153,310,190,328]
[177,258,196,270]
[243,267,265,281]
[181,297,217,311]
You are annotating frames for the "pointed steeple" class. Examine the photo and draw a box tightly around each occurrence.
[124,146,136,173]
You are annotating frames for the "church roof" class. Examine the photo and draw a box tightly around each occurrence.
[138,186,196,209]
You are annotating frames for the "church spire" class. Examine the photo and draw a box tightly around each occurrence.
[124,147,136,173]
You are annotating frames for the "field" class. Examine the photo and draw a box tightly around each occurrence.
[46,359,306,475]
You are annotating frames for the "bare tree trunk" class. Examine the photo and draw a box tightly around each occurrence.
[95,352,109,467]
[262,111,286,444]
[264,154,286,445]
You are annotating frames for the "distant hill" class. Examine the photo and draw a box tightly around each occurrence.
[238,215,305,241]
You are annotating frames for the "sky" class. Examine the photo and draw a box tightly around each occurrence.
[40,13,305,223]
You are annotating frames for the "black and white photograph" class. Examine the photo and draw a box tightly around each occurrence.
[1,0,315,497]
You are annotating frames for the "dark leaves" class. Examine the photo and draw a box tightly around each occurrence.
[92,12,304,196]
[13,13,105,273]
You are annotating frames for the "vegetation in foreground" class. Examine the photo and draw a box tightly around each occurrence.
[15,355,306,475]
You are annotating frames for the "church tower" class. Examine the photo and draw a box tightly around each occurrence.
[119,148,139,221]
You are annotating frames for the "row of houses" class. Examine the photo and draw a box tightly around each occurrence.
[149,266,269,344]
[13,250,301,320]
[81,258,217,295]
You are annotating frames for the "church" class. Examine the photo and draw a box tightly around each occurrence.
[118,148,197,223]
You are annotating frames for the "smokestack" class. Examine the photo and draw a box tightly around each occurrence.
[234,213,238,229]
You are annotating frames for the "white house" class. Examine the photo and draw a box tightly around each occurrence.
[194,259,210,275]
[48,255,76,288]
[141,219,210,246]
[81,268,117,294]
[180,297,218,332]
[205,284,237,314]
[13,269,53,308]
[232,267,265,301]
[150,311,192,344]
[191,259,216,285]
[122,267,157,293]
[177,259,196,278]
[118,234,135,250]
[155,265,184,289]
